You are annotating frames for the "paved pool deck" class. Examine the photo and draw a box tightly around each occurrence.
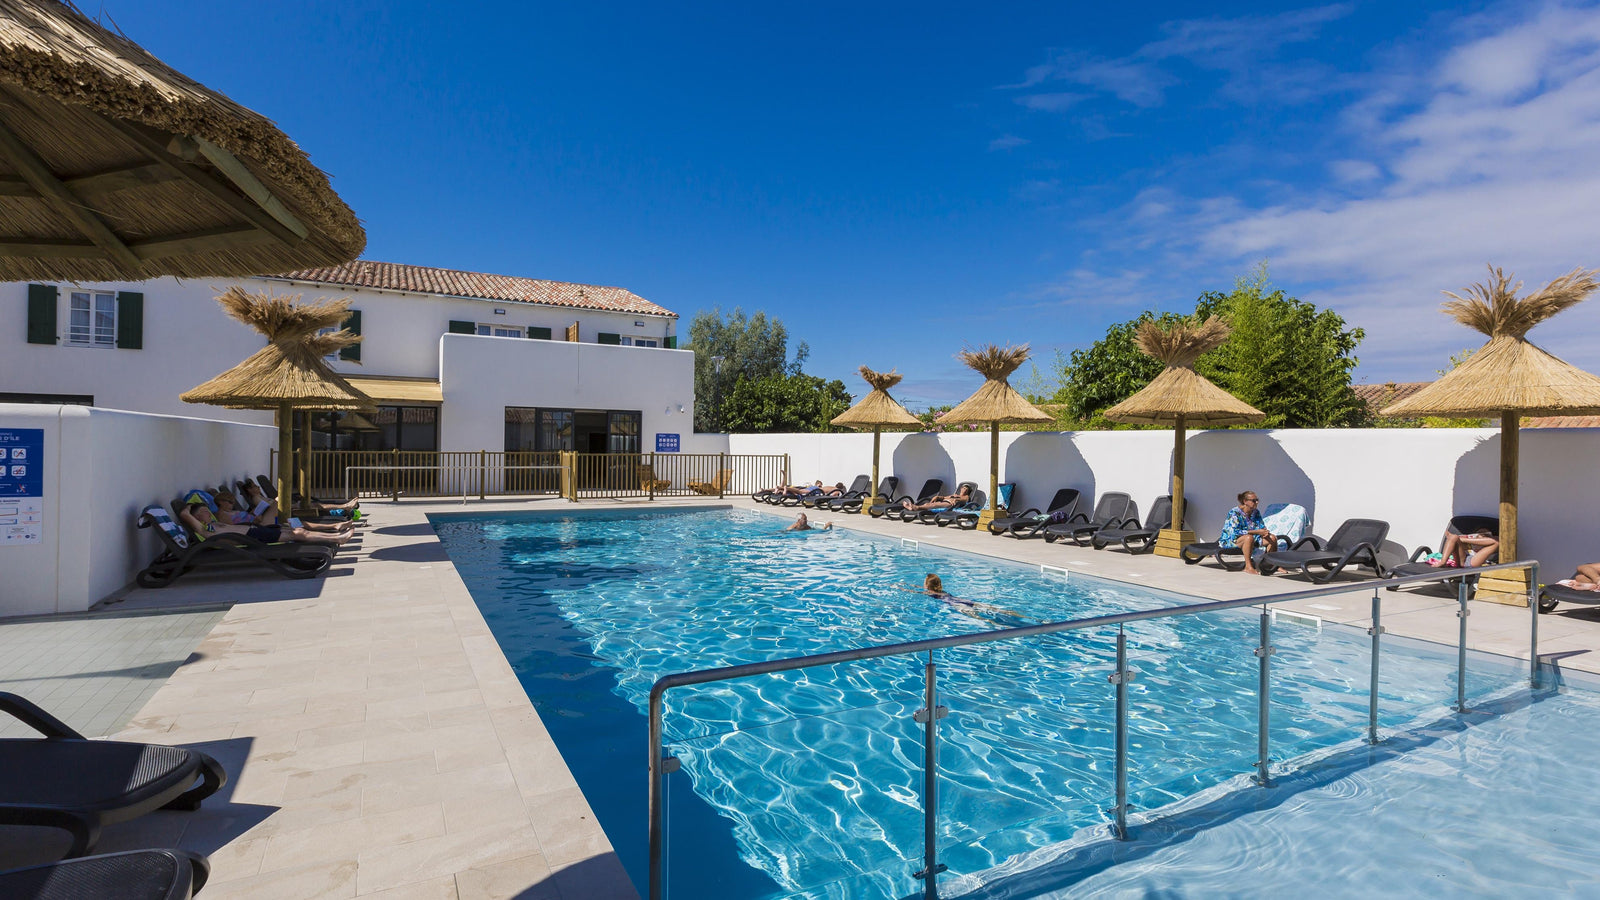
[4,494,1597,899]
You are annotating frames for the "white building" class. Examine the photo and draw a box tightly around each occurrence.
[2,260,698,455]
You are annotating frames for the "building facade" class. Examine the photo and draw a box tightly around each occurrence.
[2,260,697,455]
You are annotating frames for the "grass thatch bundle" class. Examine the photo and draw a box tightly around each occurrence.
[942,344,1053,426]
[181,288,372,410]
[831,365,921,428]
[1104,317,1265,426]
[0,0,364,281]
[1383,265,1600,418]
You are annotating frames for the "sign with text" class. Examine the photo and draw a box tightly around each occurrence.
[0,428,43,545]
[655,433,680,453]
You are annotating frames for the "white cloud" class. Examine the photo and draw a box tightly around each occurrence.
[1329,159,1382,183]
[1015,92,1086,111]
[989,133,1030,150]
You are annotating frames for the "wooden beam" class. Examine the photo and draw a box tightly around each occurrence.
[0,238,100,257]
[129,225,277,260]
[66,163,182,196]
[100,119,304,248]
[0,117,143,272]
[193,137,309,240]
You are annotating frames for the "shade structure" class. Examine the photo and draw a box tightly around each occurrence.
[1380,265,1600,594]
[181,287,371,507]
[0,0,364,281]
[941,346,1053,527]
[831,366,921,514]
[1104,317,1265,552]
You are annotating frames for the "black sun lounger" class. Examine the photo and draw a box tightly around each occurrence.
[1538,583,1600,614]
[1091,496,1177,554]
[0,848,210,899]
[1259,518,1390,583]
[135,505,333,588]
[1384,515,1498,596]
[0,693,226,858]
[828,476,899,512]
[870,479,944,518]
[800,475,869,508]
[930,489,987,529]
[1043,492,1134,546]
[988,488,1081,538]
[909,482,978,524]
[1181,540,1247,571]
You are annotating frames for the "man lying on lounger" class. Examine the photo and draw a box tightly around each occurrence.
[180,500,350,546]
[243,479,361,519]
[214,490,351,535]
[896,483,972,513]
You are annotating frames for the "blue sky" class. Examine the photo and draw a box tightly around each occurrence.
[118,0,1600,407]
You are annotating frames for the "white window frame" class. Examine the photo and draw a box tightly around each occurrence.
[65,290,117,348]
[475,323,526,338]
[620,337,659,348]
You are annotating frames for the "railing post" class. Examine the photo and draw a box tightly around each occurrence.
[1367,588,1383,744]
[1253,607,1275,787]
[390,447,399,502]
[479,449,487,500]
[1529,561,1541,687]
[719,452,727,498]
[647,688,678,900]
[912,650,947,894]
[1455,575,1471,713]
[1109,626,1132,840]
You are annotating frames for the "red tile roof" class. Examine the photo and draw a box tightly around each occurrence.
[1353,382,1432,416]
[1525,416,1600,428]
[268,260,675,317]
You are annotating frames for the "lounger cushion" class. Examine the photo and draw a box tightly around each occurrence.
[141,506,188,550]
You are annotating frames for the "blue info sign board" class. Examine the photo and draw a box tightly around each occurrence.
[0,428,44,545]
[655,433,680,453]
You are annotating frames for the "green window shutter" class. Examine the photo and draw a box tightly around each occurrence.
[26,284,57,345]
[597,332,621,345]
[448,319,475,335]
[340,309,362,361]
[115,291,143,349]
[664,336,677,349]
[528,326,552,340]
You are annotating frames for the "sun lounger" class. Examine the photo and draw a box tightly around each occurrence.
[636,465,671,492]
[135,504,333,588]
[0,692,226,858]
[688,468,732,496]
[1259,518,1390,583]
[1384,515,1498,596]
[1043,492,1135,546]
[909,482,979,524]
[0,848,210,898]
[1183,502,1308,570]
[827,476,900,512]
[801,475,869,508]
[988,488,1081,538]
[931,489,988,529]
[1539,582,1600,613]
[869,479,944,518]
[1091,496,1177,553]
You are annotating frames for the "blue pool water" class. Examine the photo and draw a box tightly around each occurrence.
[431,508,1574,898]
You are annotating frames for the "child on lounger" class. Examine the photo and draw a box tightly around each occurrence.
[1430,527,1497,568]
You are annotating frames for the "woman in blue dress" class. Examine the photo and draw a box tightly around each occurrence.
[1218,490,1275,575]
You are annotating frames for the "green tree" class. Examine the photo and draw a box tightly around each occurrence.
[687,308,809,432]
[1060,265,1367,428]
[722,373,852,433]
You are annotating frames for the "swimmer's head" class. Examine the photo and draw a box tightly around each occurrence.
[925,573,943,593]
[795,513,808,526]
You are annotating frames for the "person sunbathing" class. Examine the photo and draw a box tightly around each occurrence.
[1429,527,1498,568]
[897,484,972,513]
[180,501,349,546]
[1556,563,1600,591]
[215,491,350,534]
[244,480,360,519]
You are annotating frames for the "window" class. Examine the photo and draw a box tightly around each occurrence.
[475,324,526,338]
[620,337,659,348]
[311,406,438,451]
[608,411,641,453]
[66,291,116,347]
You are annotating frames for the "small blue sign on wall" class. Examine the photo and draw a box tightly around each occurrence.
[0,428,44,545]
[655,433,680,453]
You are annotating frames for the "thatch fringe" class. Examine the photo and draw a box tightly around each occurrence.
[1442,265,1600,339]
[956,344,1030,383]
[831,364,920,428]
[1134,316,1231,368]
[860,365,903,392]
[181,288,370,410]
[942,343,1053,426]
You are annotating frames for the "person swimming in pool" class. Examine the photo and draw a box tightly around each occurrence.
[910,574,1026,624]
[784,513,833,532]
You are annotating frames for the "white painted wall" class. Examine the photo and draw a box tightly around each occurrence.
[438,334,696,453]
[728,427,1600,578]
[0,404,275,618]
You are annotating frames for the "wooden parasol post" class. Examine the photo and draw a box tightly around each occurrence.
[864,426,881,516]
[1477,410,1530,605]
[1155,413,1195,558]
[977,421,1002,529]
[277,401,294,514]
[298,410,312,510]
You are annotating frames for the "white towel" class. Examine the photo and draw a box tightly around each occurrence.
[1263,503,1309,548]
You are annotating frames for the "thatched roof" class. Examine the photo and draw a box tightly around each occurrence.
[181,288,372,410]
[1104,317,1265,426]
[1382,266,1600,418]
[941,344,1053,426]
[831,366,921,428]
[0,0,364,281]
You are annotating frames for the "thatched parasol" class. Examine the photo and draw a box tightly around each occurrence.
[0,0,364,281]
[182,287,371,507]
[941,345,1054,527]
[831,366,921,514]
[1105,317,1264,555]
[1381,265,1600,601]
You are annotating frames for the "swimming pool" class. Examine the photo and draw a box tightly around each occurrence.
[431,507,1563,898]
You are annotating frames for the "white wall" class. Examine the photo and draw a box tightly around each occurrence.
[438,334,696,453]
[728,427,1600,578]
[0,404,276,618]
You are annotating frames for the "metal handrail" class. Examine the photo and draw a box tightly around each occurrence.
[647,559,1541,899]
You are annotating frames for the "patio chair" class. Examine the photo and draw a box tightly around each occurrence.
[1538,582,1600,614]
[802,475,869,508]
[988,488,1081,538]
[688,468,732,495]
[1043,492,1135,546]
[1091,495,1177,554]
[1385,515,1498,596]
[931,489,988,529]
[908,482,979,524]
[0,848,210,898]
[869,479,944,518]
[0,692,226,859]
[134,504,333,588]
[829,476,900,512]
[636,465,672,492]
[1258,518,1390,583]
